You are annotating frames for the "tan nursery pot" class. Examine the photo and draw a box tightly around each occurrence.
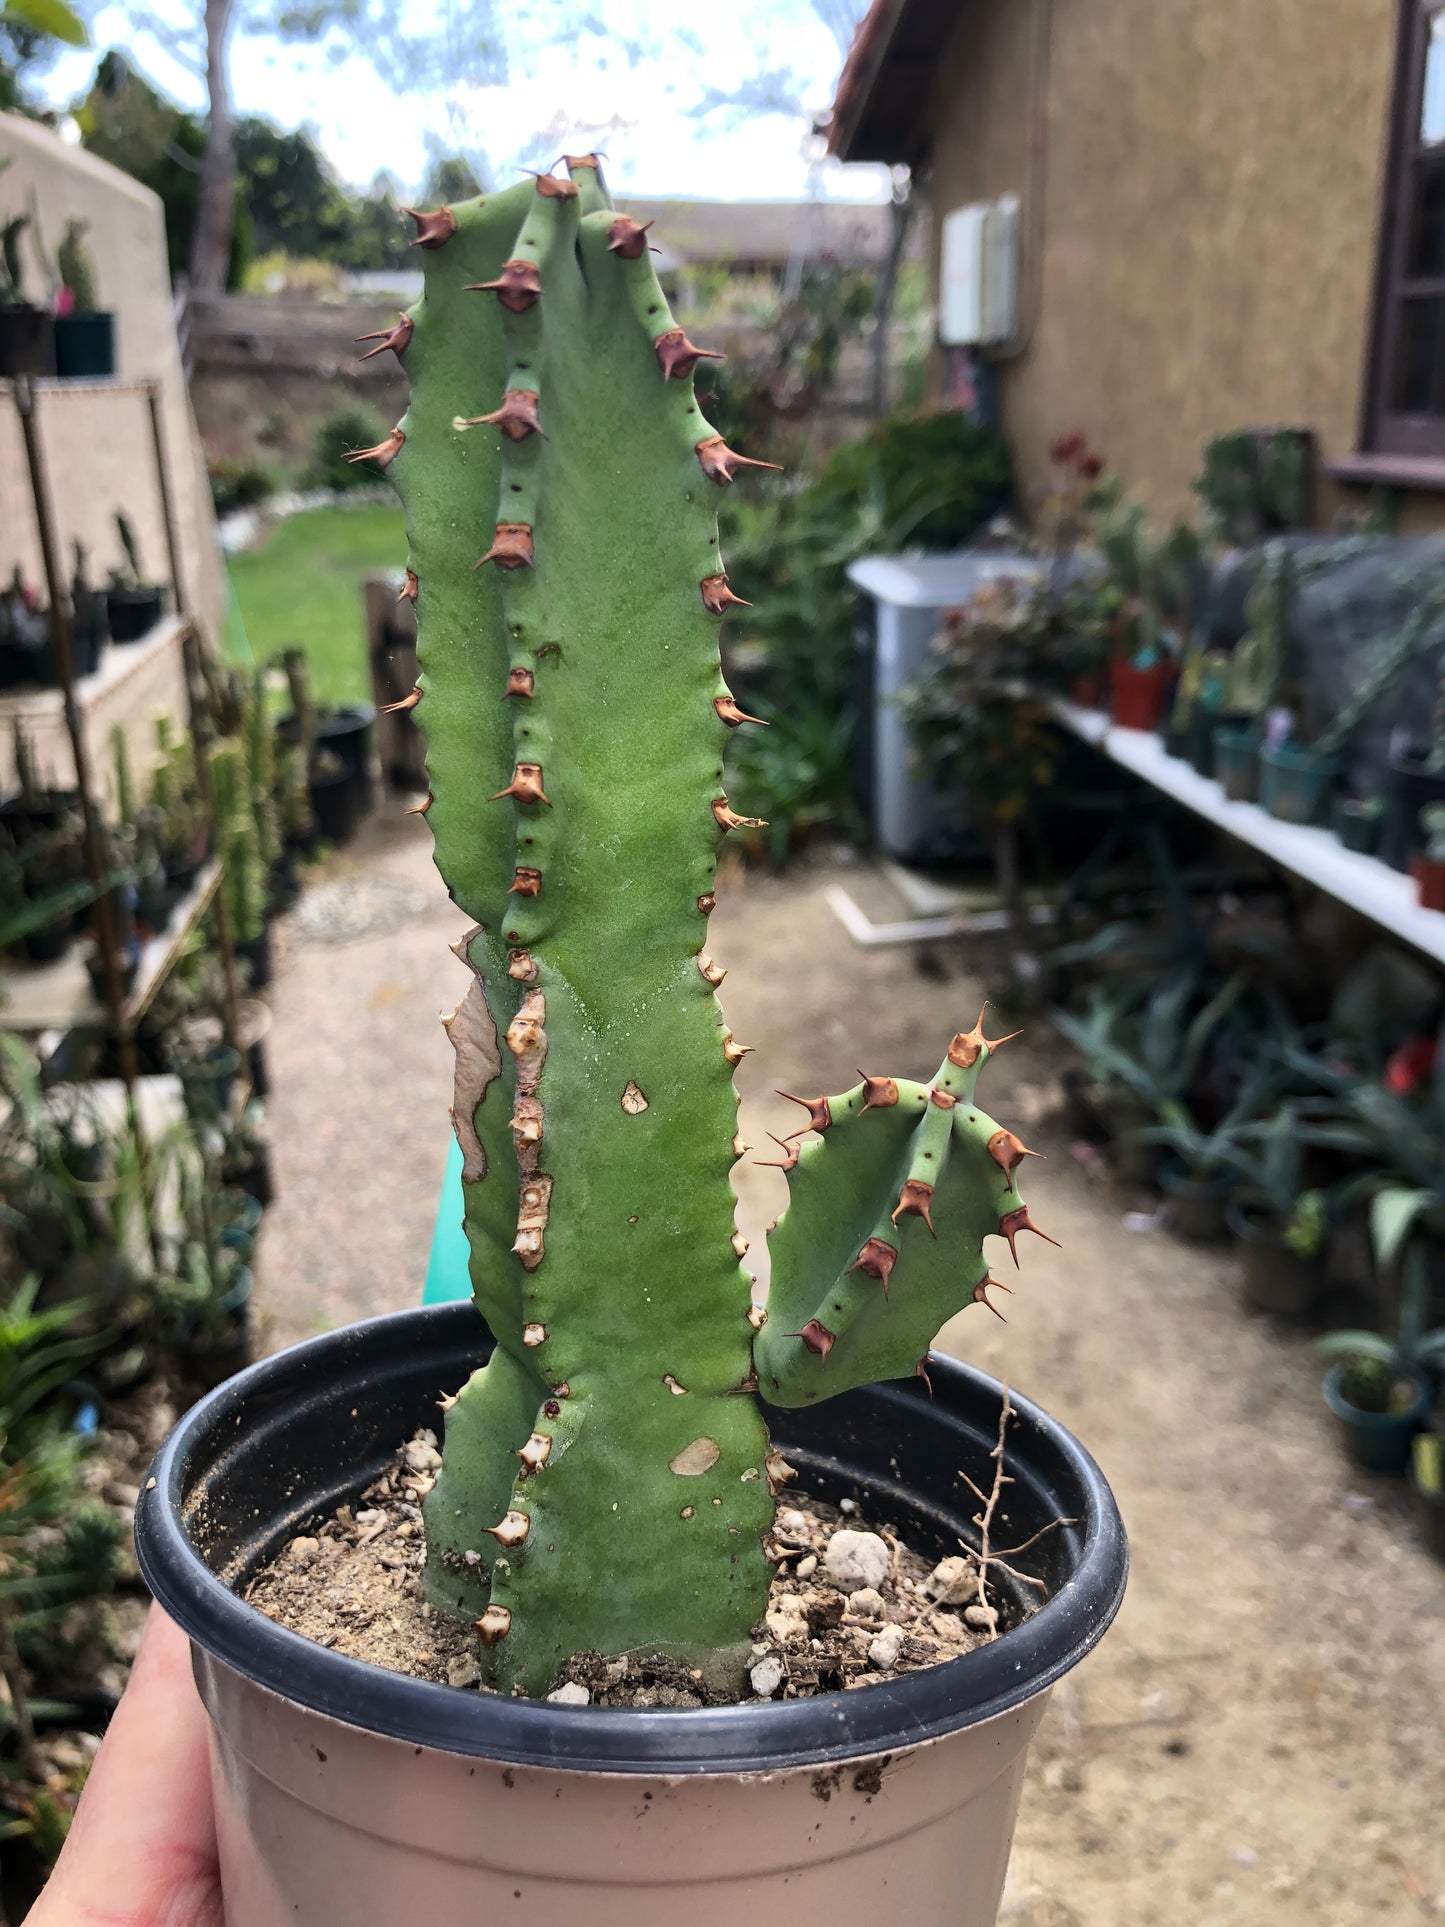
[135,1303,1127,1927]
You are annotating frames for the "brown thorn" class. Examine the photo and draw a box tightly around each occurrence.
[473,523,534,572]
[714,695,768,727]
[997,1204,1061,1268]
[469,390,545,442]
[987,1129,1045,1178]
[712,795,767,832]
[695,434,783,486]
[973,1272,1013,1322]
[891,1179,936,1237]
[397,568,418,604]
[355,310,414,362]
[756,1131,799,1171]
[697,952,727,986]
[491,763,551,806]
[504,666,535,700]
[561,151,603,172]
[654,326,725,380]
[606,215,653,259]
[845,1236,899,1298]
[381,686,421,715]
[529,170,578,200]
[700,573,751,616]
[405,792,432,816]
[345,426,404,470]
[776,1090,831,1136]
[465,259,541,312]
[786,1319,835,1359]
[401,205,456,250]
[857,1069,899,1109]
[507,867,542,898]
[721,1031,753,1066]
[930,1087,957,1110]
[915,1357,934,1397]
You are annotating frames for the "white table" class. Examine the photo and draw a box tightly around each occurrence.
[1050,700,1445,968]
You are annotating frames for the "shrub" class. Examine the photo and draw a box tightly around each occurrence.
[209,459,276,518]
[304,406,390,494]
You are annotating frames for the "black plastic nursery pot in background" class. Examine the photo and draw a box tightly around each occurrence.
[136,1302,1127,1927]
[53,312,115,379]
[0,308,56,377]
[1227,1202,1324,1318]
[105,585,165,644]
[1159,1162,1231,1242]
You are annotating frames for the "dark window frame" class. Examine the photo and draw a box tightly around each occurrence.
[1363,0,1445,460]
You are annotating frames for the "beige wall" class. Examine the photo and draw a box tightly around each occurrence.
[925,0,1407,529]
[0,113,224,643]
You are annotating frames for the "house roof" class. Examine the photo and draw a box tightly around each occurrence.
[616,198,894,270]
[825,0,960,165]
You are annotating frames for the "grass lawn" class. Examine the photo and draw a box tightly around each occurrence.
[226,502,407,706]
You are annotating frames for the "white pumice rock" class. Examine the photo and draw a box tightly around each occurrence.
[447,1655,480,1689]
[403,1438,443,1475]
[287,1536,319,1563]
[823,1529,890,1593]
[868,1624,905,1671]
[749,1654,785,1697]
[795,1553,818,1579]
[965,1603,999,1632]
[847,1587,886,1620]
[765,1603,810,1647]
[773,1508,811,1541]
[546,1681,591,1706]
[922,1555,975,1604]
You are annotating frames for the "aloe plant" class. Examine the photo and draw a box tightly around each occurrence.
[355,162,1055,1697]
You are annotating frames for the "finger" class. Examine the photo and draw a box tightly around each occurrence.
[34,1605,221,1926]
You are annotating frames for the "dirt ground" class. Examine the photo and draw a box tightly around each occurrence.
[253,801,1445,1926]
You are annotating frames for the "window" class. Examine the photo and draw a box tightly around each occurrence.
[1365,1,1445,459]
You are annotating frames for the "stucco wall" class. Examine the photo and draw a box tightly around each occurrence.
[925,0,1405,528]
[0,114,224,644]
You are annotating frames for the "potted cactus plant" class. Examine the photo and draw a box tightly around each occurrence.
[105,513,165,642]
[134,166,1125,1925]
[0,199,56,378]
[54,218,115,379]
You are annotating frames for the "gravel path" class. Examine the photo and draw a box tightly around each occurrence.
[253,812,1445,1924]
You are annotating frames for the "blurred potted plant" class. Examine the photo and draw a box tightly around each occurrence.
[1410,1428,1445,1563]
[53,219,114,379]
[1319,1241,1442,1474]
[1332,792,1385,856]
[276,647,374,846]
[0,200,55,378]
[0,568,53,690]
[1,723,86,964]
[1385,664,1445,872]
[1414,803,1445,911]
[105,514,164,642]
[148,715,209,896]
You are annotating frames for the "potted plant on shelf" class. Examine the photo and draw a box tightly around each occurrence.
[1410,1427,1445,1563]
[1414,803,1445,911]
[1332,792,1384,856]
[0,197,56,379]
[1,722,86,964]
[0,567,52,690]
[1093,487,1196,731]
[104,513,164,643]
[276,647,375,846]
[53,219,115,379]
[147,715,209,897]
[1319,1242,1443,1474]
[1384,664,1445,872]
[134,166,1126,1927]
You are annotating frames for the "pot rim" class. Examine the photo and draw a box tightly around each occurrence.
[136,1302,1128,1776]
[1322,1359,1431,1430]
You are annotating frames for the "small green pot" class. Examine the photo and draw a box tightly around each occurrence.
[1212,725,1259,802]
[1322,1362,1430,1475]
[1332,796,1383,856]
[1258,741,1341,826]
[1160,1161,1231,1242]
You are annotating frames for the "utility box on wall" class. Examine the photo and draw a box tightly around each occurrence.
[940,197,1019,348]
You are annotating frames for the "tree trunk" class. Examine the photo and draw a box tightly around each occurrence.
[869,177,913,419]
[189,0,237,296]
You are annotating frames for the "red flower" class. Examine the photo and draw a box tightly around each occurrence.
[1050,430,1086,464]
[1079,454,1105,481]
[1384,1035,1437,1096]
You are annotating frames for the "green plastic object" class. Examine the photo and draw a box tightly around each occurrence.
[367,160,1053,1697]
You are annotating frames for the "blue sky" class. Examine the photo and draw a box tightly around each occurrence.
[39,0,891,204]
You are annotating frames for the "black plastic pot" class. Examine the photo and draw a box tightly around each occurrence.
[236,924,273,990]
[20,916,73,964]
[1227,1200,1324,1317]
[105,586,165,644]
[1159,1161,1231,1242]
[1382,750,1445,873]
[1323,1362,1430,1475]
[308,762,362,845]
[135,1303,1127,1919]
[0,306,56,377]
[53,312,115,378]
[226,1143,275,1209]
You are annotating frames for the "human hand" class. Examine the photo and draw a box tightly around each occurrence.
[32,1606,221,1926]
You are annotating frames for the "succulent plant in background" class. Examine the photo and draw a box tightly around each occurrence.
[0,211,30,308]
[56,218,99,316]
[344,158,1062,1697]
[210,738,266,945]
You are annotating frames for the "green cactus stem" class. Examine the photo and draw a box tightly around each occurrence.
[371,162,1055,1697]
